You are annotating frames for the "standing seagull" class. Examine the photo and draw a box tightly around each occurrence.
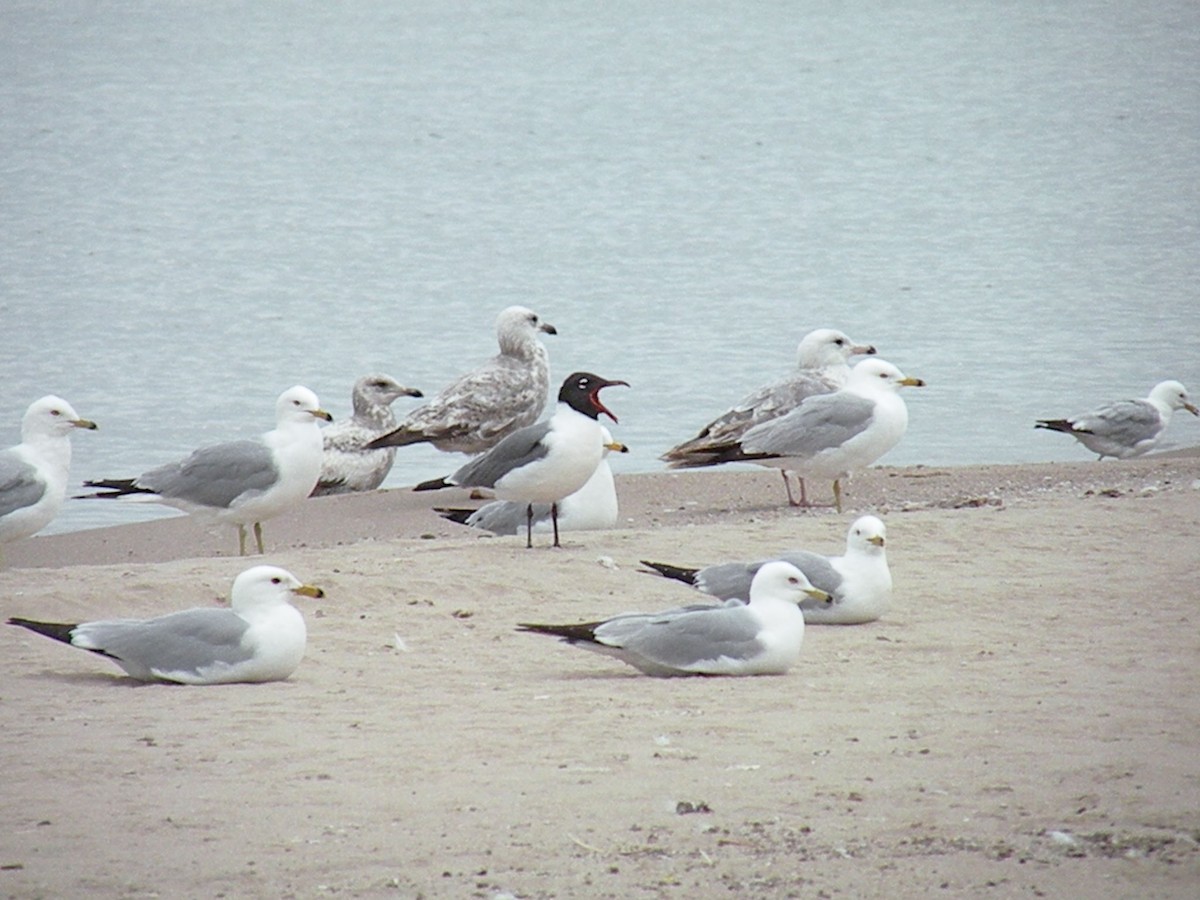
[415,372,629,547]
[1035,380,1198,459]
[662,328,877,505]
[436,428,629,535]
[368,306,557,455]
[8,565,323,684]
[312,374,424,496]
[0,396,97,565]
[641,515,892,624]
[79,386,331,556]
[670,359,925,512]
[517,560,831,677]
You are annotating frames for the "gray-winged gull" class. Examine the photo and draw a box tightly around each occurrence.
[368,306,556,455]
[8,565,323,684]
[436,427,628,535]
[1035,380,1198,459]
[641,515,892,624]
[666,358,924,512]
[79,386,331,556]
[517,560,831,676]
[415,372,628,547]
[312,374,424,496]
[0,396,97,565]
[662,328,877,505]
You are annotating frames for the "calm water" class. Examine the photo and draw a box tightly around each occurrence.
[3,2,1198,535]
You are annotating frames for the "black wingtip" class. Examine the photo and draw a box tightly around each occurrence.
[434,507,474,525]
[413,476,452,492]
[8,617,79,646]
[639,560,701,585]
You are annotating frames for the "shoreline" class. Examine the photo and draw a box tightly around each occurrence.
[6,454,1200,569]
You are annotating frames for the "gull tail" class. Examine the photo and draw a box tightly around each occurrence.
[75,478,154,500]
[639,560,701,586]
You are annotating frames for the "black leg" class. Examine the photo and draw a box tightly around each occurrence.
[551,502,561,547]
[525,503,534,549]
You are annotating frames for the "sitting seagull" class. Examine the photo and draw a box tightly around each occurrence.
[368,306,557,456]
[79,386,331,556]
[641,515,892,624]
[517,560,831,677]
[667,358,924,512]
[0,396,97,566]
[311,374,424,496]
[1035,380,1198,459]
[435,428,629,535]
[8,565,322,684]
[415,372,629,548]
[662,328,877,505]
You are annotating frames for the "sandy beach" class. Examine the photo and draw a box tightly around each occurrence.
[2,456,1198,898]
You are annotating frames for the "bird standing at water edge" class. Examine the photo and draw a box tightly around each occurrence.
[665,358,925,513]
[415,372,629,548]
[368,306,557,456]
[79,386,331,556]
[662,327,877,505]
[1035,380,1198,459]
[0,395,97,566]
[312,374,424,496]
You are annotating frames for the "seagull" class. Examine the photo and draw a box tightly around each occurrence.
[367,306,557,455]
[8,566,323,684]
[667,358,925,512]
[435,428,629,536]
[661,328,877,505]
[641,515,892,624]
[517,560,831,677]
[414,372,629,547]
[0,396,97,565]
[311,374,424,496]
[79,386,332,556]
[1035,380,1198,459]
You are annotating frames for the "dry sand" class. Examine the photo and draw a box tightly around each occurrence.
[2,457,1199,898]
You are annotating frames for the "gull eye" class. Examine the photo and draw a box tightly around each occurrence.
[50,409,62,417]
[271,577,283,585]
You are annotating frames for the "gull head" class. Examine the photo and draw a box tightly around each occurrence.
[277,386,333,425]
[497,305,557,356]
[22,395,97,440]
[849,358,926,393]
[749,560,832,606]
[230,565,324,613]
[352,374,424,413]
[797,328,877,369]
[847,515,887,553]
[1150,380,1198,416]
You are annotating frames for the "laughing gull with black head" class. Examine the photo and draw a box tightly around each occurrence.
[415,372,628,547]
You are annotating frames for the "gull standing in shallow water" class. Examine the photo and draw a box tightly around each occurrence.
[79,386,331,556]
[415,372,628,548]
[1035,380,1198,459]
[641,515,892,624]
[0,396,97,566]
[662,327,877,505]
[8,566,323,684]
[368,306,556,456]
[312,374,424,496]
[435,427,629,535]
[669,358,924,512]
[517,560,831,677]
